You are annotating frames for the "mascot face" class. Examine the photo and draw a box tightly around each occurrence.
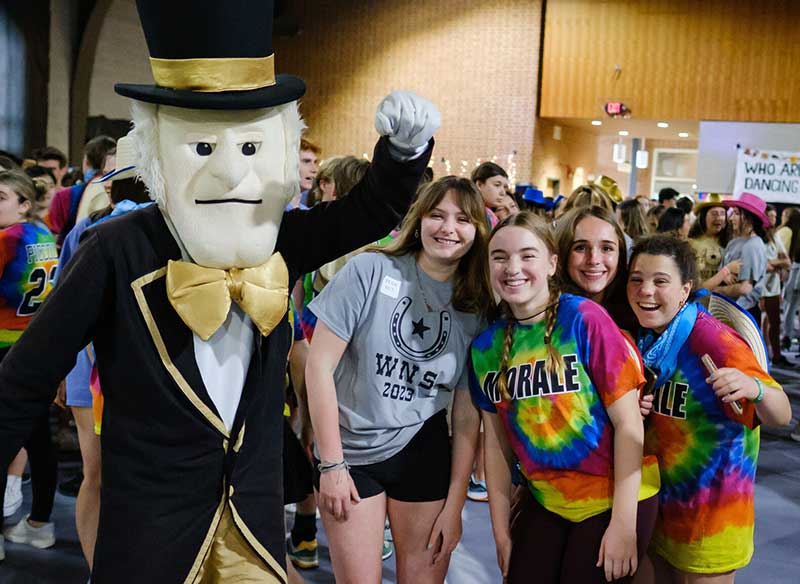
[156,105,290,268]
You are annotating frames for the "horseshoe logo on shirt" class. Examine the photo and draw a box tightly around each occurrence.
[390,297,451,361]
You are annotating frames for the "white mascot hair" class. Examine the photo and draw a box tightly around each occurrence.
[128,100,305,206]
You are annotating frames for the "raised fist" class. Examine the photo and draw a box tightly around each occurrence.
[375,91,441,161]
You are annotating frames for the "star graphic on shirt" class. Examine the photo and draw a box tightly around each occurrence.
[412,317,431,339]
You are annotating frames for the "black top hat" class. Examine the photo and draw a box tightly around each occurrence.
[114,0,305,110]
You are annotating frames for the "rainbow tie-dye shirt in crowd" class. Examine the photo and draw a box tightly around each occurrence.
[470,294,659,522]
[0,222,58,348]
[645,311,779,573]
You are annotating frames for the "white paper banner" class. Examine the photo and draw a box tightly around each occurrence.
[733,147,800,203]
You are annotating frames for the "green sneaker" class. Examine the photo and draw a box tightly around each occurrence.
[287,538,319,569]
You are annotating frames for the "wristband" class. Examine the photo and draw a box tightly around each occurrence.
[751,378,765,403]
[317,460,349,474]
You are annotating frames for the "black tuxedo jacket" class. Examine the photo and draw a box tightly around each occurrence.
[0,137,431,583]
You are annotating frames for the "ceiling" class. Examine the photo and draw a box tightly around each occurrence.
[549,117,699,141]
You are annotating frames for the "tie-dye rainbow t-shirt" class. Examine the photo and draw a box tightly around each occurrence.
[645,311,778,573]
[0,222,58,348]
[470,294,659,522]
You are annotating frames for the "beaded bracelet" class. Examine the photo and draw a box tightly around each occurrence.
[751,378,765,403]
[317,460,350,474]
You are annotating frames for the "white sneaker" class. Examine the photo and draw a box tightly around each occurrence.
[3,515,55,549]
[3,475,22,518]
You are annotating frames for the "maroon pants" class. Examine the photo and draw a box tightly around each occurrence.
[762,295,782,359]
[507,487,659,584]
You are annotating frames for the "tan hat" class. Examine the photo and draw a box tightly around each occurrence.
[707,293,768,370]
[77,133,139,222]
[593,175,623,204]
[693,193,727,214]
[97,135,137,183]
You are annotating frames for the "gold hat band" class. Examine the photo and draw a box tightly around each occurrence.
[149,55,275,92]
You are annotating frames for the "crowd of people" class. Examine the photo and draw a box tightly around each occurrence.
[0,135,797,584]
[0,136,151,571]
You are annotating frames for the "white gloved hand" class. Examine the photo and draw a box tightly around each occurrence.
[375,91,441,161]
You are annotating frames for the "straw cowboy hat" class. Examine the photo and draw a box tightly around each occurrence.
[593,175,623,204]
[707,292,769,370]
[693,193,727,213]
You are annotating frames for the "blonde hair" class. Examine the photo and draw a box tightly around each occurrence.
[330,156,370,200]
[380,176,493,317]
[489,212,562,401]
[31,176,54,218]
[618,198,649,239]
[563,184,615,214]
[0,170,38,222]
[308,155,369,205]
[307,156,343,206]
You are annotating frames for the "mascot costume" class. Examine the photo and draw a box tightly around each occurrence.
[0,1,439,582]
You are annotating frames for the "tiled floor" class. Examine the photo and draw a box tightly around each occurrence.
[2,369,799,583]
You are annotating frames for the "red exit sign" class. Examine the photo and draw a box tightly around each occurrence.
[604,101,631,118]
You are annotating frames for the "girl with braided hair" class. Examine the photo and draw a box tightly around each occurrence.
[469,211,659,583]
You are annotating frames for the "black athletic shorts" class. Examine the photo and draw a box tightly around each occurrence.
[314,409,451,502]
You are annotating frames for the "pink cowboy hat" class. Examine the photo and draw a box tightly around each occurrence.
[724,192,771,228]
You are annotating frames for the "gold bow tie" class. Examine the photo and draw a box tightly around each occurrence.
[166,253,289,341]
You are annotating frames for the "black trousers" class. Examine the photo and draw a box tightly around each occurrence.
[746,304,762,328]
[0,346,58,525]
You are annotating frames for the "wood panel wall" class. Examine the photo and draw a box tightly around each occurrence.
[540,0,800,122]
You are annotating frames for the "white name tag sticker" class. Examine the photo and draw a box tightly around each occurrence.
[380,276,401,299]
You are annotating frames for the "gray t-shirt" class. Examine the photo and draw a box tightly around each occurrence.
[309,252,482,465]
[724,235,767,309]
